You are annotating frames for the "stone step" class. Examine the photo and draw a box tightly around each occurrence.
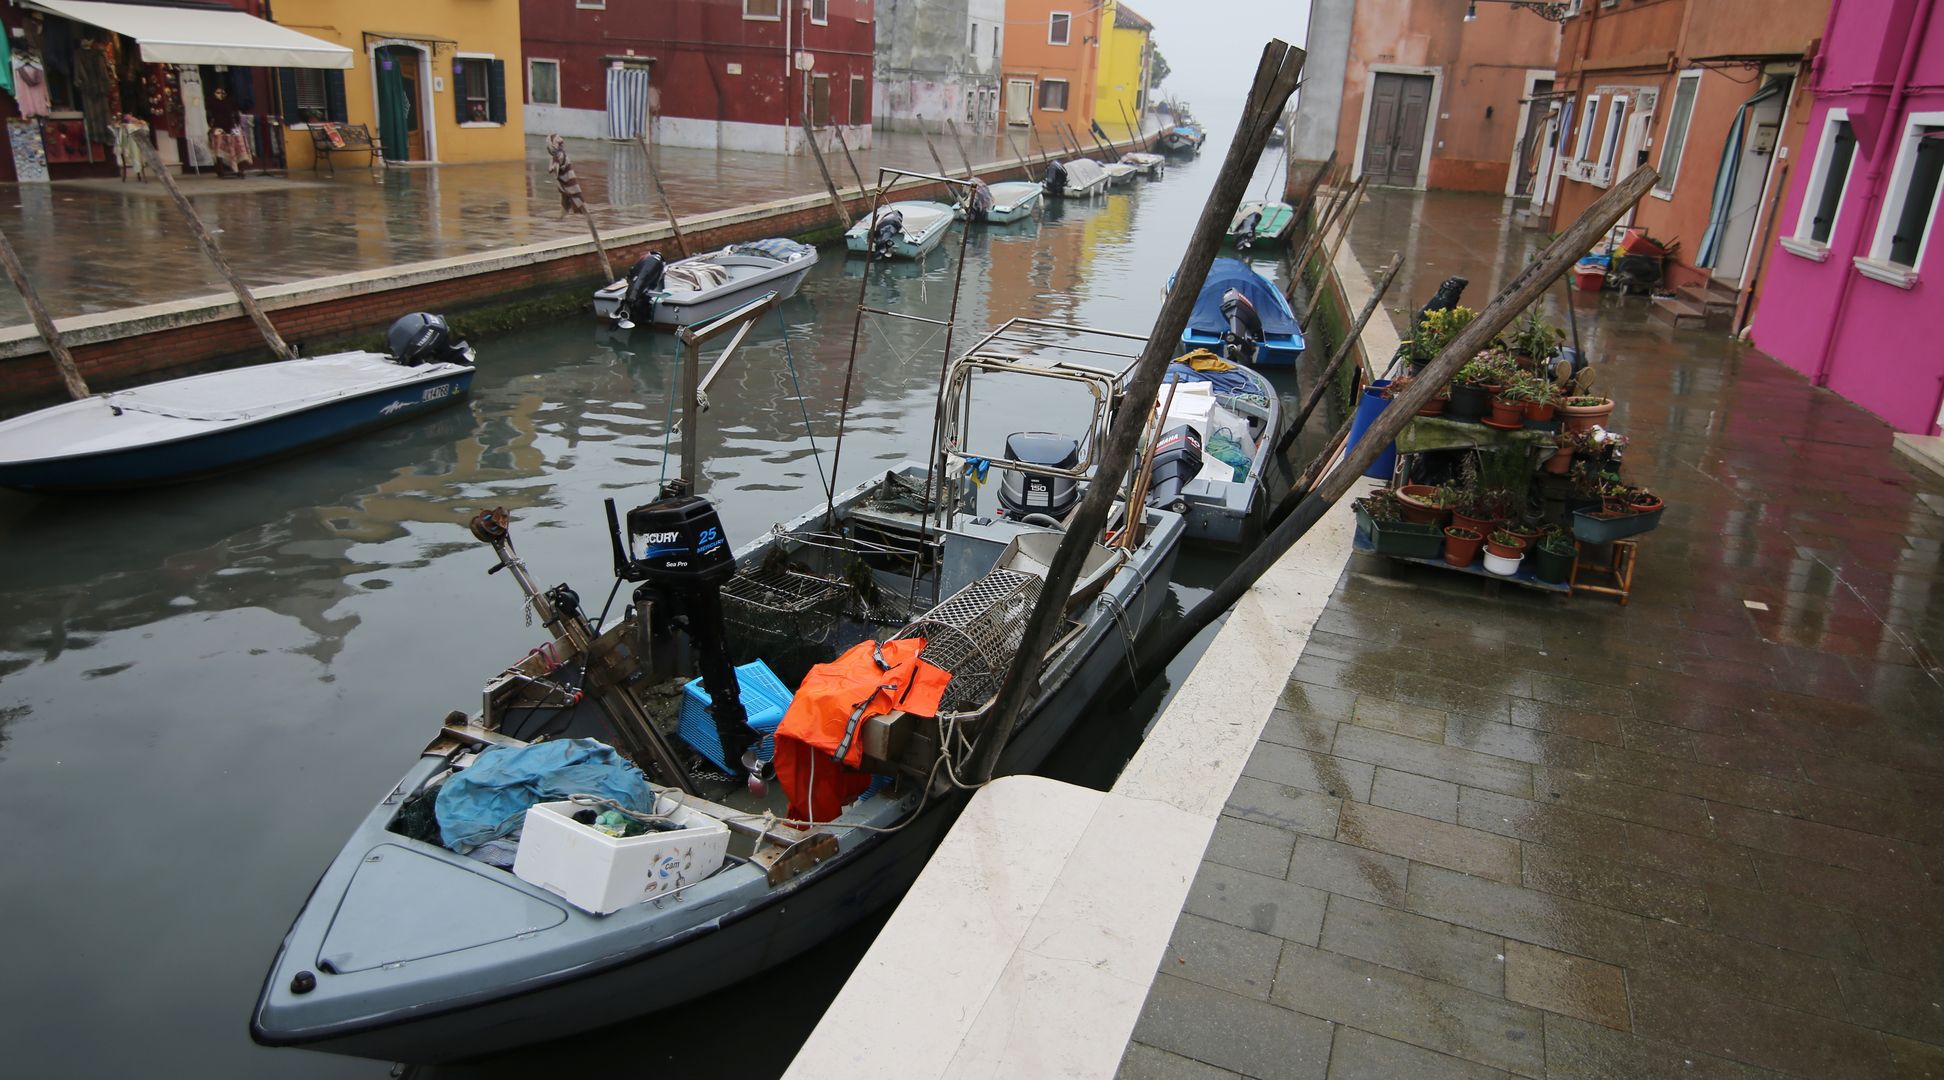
[1676,284,1737,314]
[1650,296,1708,329]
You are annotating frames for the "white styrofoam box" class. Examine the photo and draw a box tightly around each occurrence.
[512,798,730,915]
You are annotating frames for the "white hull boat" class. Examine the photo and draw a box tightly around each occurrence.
[1155,357,1285,546]
[593,240,818,329]
[1042,158,1112,199]
[1120,151,1165,178]
[844,201,957,259]
[959,180,1044,224]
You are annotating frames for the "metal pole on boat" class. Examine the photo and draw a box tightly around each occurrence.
[1278,253,1402,454]
[639,134,691,259]
[1137,165,1662,682]
[944,118,980,179]
[127,131,293,361]
[825,180,888,530]
[831,125,870,196]
[545,134,616,283]
[966,40,1308,786]
[0,229,90,399]
[800,113,856,232]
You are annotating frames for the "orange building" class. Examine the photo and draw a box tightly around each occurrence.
[1000,2,1104,143]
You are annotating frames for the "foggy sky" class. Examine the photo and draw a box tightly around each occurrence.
[1136,0,1311,119]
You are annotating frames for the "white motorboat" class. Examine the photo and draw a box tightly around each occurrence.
[1120,151,1166,178]
[844,201,957,259]
[1041,158,1112,199]
[593,239,818,329]
[959,180,1044,224]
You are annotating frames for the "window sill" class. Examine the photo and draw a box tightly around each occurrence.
[1854,257,1919,289]
[1779,236,1830,262]
[460,121,503,129]
[1649,187,1674,201]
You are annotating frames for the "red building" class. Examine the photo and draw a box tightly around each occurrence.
[521,0,875,153]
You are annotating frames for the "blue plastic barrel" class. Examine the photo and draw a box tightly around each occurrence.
[1345,379,1398,479]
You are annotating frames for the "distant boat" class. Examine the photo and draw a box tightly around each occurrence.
[1120,151,1165,178]
[1041,158,1112,199]
[0,314,476,491]
[1225,201,1295,251]
[1266,122,1286,147]
[1101,161,1141,187]
[1169,257,1305,367]
[1159,123,1205,154]
[957,180,1044,224]
[593,240,818,329]
[844,201,957,259]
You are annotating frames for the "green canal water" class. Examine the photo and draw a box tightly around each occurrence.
[0,126,1327,1077]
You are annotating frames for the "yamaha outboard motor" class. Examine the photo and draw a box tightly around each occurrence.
[386,312,475,366]
[605,491,754,777]
[1219,288,1264,366]
[997,432,1080,524]
[1234,209,1262,251]
[868,209,905,259]
[1145,425,1204,512]
[614,252,667,327]
[1041,159,1068,196]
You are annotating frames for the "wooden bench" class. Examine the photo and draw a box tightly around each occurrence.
[308,122,383,175]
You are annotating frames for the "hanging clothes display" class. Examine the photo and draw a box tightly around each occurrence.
[12,60,49,119]
[73,41,115,145]
[177,65,213,168]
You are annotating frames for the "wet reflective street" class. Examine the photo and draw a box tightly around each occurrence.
[1125,189,1944,1078]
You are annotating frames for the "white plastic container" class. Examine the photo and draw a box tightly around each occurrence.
[513,797,730,915]
[1482,550,1524,577]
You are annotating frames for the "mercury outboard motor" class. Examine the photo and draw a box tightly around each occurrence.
[1233,209,1263,251]
[605,491,754,777]
[1219,288,1264,366]
[1145,425,1204,512]
[997,432,1080,524]
[386,312,475,366]
[1041,160,1068,196]
[868,209,905,259]
[613,252,667,328]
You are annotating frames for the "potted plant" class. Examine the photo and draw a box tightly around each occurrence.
[1394,483,1452,525]
[1627,487,1664,514]
[1482,529,1526,576]
[1531,534,1575,583]
[1355,491,1446,559]
[1558,366,1613,434]
[1507,515,1547,549]
[1443,525,1484,567]
[1417,383,1450,417]
[1486,375,1529,427]
[1521,377,1560,423]
[1406,306,1479,374]
[1507,310,1564,370]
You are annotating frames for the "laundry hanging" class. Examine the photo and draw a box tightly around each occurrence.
[177,65,213,168]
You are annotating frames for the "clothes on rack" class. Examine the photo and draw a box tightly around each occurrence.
[209,127,251,172]
[177,66,212,167]
[11,59,49,118]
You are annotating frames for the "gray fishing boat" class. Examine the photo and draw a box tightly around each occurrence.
[249,314,1184,1064]
[1152,356,1285,545]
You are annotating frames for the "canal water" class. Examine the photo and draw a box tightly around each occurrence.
[0,125,1321,1077]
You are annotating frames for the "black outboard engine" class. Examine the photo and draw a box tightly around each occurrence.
[868,209,905,259]
[386,312,475,366]
[1145,425,1204,512]
[1041,159,1068,196]
[615,252,667,325]
[967,180,996,222]
[997,432,1080,524]
[1219,288,1264,365]
[605,492,754,776]
[1234,209,1262,251]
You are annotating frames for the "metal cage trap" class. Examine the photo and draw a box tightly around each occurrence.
[893,568,1042,713]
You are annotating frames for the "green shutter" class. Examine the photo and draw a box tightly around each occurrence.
[455,61,470,125]
[277,69,302,125]
[489,59,507,124]
[325,70,348,124]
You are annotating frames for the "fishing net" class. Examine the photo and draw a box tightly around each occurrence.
[892,568,1041,714]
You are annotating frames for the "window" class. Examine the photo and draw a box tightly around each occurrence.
[994,27,1001,57]
[967,88,977,122]
[279,67,346,125]
[453,56,506,125]
[1787,110,1856,255]
[971,24,979,54]
[744,0,781,19]
[575,0,605,8]
[1039,79,1068,112]
[1573,94,1600,160]
[1654,71,1700,197]
[810,0,829,24]
[1864,112,1944,281]
[293,69,330,119]
[1599,95,1626,168]
[1049,12,1071,45]
[528,59,560,107]
[850,74,868,127]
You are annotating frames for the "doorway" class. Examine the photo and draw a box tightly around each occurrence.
[1363,72,1434,187]
[374,45,425,162]
[808,74,831,129]
[1709,74,1793,286]
[1006,79,1034,126]
[1513,79,1554,197]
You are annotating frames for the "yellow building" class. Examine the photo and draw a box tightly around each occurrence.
[269,1,525,170]
[1094,2,1154,141]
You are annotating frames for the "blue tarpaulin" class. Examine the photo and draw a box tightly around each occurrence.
[1185,258,1300,337]
[434,738,656,853]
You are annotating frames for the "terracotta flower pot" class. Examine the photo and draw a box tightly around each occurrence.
[1451,509,1500,536]
[1416,396,1448,417]
[1488,396,1525,426]
[1395,484,1449,526]
[1485,534,1529,559]
[1523,401,1557,422]
[1443,526,1483,567]
[1630,495,1665,515]
[1509,526,1545,549]
[1544,446,1574,474]
[1559,397,1615,434]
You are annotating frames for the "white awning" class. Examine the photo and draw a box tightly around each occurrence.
[29,1,354,69]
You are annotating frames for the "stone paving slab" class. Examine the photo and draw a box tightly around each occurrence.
[1120,189,1944,1079]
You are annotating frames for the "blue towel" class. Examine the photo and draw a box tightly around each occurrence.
[434,738,655,853]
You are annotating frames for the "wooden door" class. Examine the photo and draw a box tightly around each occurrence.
[1363,73,1433,187]
[1006,79,1034,126]
[810,75,831,129]
[399,59,425,161]
[1514,79,1553,196]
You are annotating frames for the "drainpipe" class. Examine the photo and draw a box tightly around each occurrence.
[785,0,794,152]
[1810,0,1937,386]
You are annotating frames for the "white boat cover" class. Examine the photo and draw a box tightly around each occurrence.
[28,1,354,68]
[1063,159,1109,189]
[987,181,1041,207]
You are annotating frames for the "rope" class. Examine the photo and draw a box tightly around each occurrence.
[776,306,834,505]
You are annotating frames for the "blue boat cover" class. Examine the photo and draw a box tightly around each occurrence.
[435,738,657,853]
[1185,258,1300,338]
[1164,360,1259,400]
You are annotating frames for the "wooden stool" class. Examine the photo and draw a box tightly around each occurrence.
[1570,539,1637,604]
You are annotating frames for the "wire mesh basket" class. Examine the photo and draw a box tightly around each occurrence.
[720,563,849,644]
[893,568,1042,713]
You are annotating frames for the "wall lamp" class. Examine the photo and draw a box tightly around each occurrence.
[1463,0,1575,22]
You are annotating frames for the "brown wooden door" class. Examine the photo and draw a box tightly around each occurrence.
[1514,79,1553,195]
[810,75,831,129]
[1363,73,1433,187]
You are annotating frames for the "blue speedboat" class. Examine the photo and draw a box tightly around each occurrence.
[1171,257,1305,367]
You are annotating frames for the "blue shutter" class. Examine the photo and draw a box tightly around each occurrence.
[325,70,348,124]
[277,69,302,125]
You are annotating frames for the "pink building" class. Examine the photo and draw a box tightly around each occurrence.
[1754,0,1944,435]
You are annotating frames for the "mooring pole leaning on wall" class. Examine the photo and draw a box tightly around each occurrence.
[1277,253,1403,454]
[639,135,691,259]
[916,118,953,179]
[800,116,855,231]
[832,125,869,196]
[0,228,90,399]
[128,131,293,361]
[944,118,979,178]
[966,40,1308,786]
[1006,132,1036,183]
[545,134,616,282]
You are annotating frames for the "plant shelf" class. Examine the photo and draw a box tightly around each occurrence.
[1353,531,1572,594]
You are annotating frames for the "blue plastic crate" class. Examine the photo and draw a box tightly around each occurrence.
[677,660,794,775]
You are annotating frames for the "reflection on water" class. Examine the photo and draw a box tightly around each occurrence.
[0,126,1312,1078]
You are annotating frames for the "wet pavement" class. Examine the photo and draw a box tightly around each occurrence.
[0,126,1142,324]
[1120,189,1944,1079]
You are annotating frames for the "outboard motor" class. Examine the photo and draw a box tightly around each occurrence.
[1145,425,1204,512]
[1041,159,1068,196]
[386,312,475,366]
[1219,288,1264,366]
[868,208,905,259]
[1234,209,1262,251]
[613,252,667,327]
[605,491,754,777]
[997,432,1080,524]
[967,180,996,222]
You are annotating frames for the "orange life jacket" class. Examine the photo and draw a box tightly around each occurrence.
[773,638,952,822]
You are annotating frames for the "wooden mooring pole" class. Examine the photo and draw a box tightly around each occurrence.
[1006,132,1036,182]
[544,134,615,282]
[1277,253,1402,455]
[944,118,979,178]
[917,119,953,179]
[0,229,90,399]
[639,135,690,259]
[831,125,870,195]
[800,119,855,231]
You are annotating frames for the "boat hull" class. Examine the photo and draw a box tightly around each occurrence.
[592,251,817,328]
[844,203,956,258]
[1180,329,1304,368]
[0,366,473,491]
